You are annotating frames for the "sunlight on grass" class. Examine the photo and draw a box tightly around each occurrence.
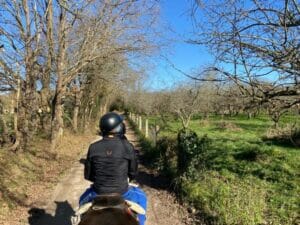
[144,115,300,225]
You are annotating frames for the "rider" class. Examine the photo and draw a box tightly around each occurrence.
[79,112,147,225]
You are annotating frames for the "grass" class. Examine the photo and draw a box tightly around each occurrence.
[181,172,268,225]
[142,114,300,225]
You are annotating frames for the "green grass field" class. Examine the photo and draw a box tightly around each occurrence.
[143,114,300,225]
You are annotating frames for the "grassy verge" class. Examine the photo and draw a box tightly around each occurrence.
[134,114,300,225]
[0,130,95,225]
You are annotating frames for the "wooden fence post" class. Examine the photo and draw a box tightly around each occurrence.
[145,119,149,138]
[138,116,142,130]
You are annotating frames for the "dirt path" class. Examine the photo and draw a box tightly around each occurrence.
[27,122,191,225]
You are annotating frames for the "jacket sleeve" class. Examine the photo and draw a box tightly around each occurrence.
[84,146,95,182]
[126,142,138,181]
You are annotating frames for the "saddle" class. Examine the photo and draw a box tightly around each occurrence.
[91,193,126,211]
[75,193,145,216]
[72,193,145,225]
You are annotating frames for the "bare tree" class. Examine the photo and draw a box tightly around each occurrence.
[168,83,201,129]
[0,0,45,150]
[190,0,300,122]
[0,0,160,152]
[77,56,130,131]
[48,0,160,152]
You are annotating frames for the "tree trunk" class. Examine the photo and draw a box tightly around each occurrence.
[88,106,93,122]
[73,106,79,132]
[39,0,54,134]
[50,7,66,154]
[22,0,38,146]
[272,113,280,129]
[0,114,9,144]
[10,79,25,152]
[72,88,82,132]
[50,65,65,153]
[100,100,108,117]
[83,106,90,132]
[83,105,94,133]
[179,115,190,130]
[204,112,210,119]
[50,88,65,154]
[247,112,252,119]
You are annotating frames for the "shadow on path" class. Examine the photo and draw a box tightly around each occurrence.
[28,201,74,225]
[136,153,172,191]
[137,170,171,190]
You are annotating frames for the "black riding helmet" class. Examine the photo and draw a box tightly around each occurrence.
[100,112,124,135]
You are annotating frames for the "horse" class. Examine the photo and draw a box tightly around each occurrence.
[75,194,141,225]
[78,208,138,225]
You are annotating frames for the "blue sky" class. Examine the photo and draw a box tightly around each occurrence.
[144,0,213,90]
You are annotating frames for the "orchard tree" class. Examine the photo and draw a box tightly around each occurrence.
[191,0,300,122]
[169,83,202,129]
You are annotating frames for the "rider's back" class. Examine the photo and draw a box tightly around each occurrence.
[85,136,137,195]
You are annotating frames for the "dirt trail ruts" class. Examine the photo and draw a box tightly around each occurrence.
[27,121,191,225]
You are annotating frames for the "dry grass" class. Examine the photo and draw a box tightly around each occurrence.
[215,121,243,131]
[264,124,300,147]
[0,129,96,225]
[198,119,211,127]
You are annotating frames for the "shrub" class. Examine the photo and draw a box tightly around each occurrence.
[177,129,211,179]
[156,137,177,177]
[263,124,300,147]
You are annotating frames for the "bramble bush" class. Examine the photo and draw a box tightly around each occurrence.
[177,129,211,179]
[156,137,177,177]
